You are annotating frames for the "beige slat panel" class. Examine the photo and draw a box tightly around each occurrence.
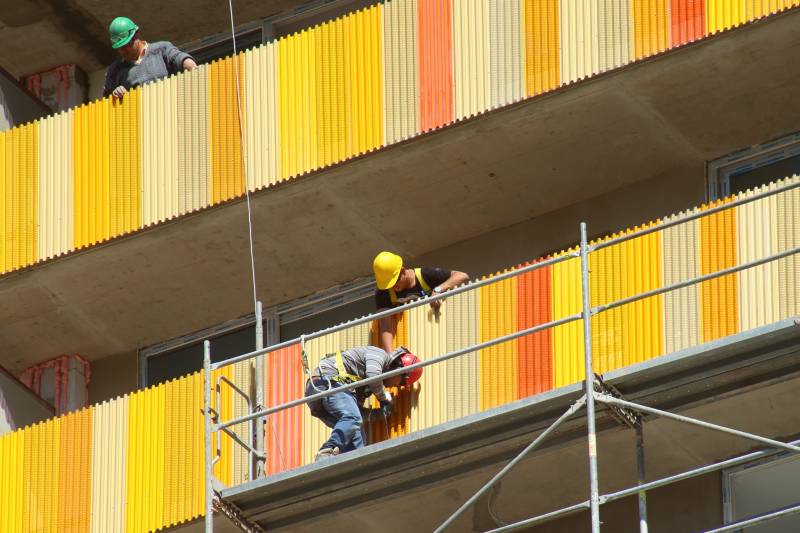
[444,289,479,422]
[453,0,489,120]
[661,211,700,354]
[38,111,72,260]
[301,331,342,465]
[244,42,281,190]
[489,0,525,108]
[177,67,210,215]
[383,0,419,144]
[598,0,631,72]
[142,75,179,226]
[775,175,800,319]
[91,397,127,533]
[559,0,599,84]
[737,183,780,331]
[407,304,447,433]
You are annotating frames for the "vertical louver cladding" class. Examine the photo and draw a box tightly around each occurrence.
[264,344,304,476]
[524,0,560,96]
[418,0,454,132]
[407,302,448,432]
[210,55,246,205]
[109,92,142,239]
[746,0,800,19]
[383,0,419,143]
[488,0,525,108]
[775,177,800,318]
[661,210,700,353]
[597,0,632,73]
[38,112,72,261]
[699,199,739,342]
[0,123,38,274]
[142,75,179,226]
[552,252,584,387]
[91,396,127,533]
[706,0,746,33]
[177,67,210,216]
[479,274,518,410]
[245,42,280,190]
[445,289,480,421]
[517,259,553,396]
[452,0,489,120]
[671,0,706,46]
[632,0,670,59]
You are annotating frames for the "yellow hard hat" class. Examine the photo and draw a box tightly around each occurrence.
[373,251,403,290]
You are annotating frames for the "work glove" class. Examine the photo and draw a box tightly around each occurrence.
[378,390,393,418]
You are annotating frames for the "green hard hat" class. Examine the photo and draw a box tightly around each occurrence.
[109,16,139,49]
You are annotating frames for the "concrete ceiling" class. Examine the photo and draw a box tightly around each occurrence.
[0,9,798,372]
[0,0,308,78]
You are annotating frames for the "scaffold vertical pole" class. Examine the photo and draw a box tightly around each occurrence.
[204,340,214,533]
[636,424,648,533]
[580,222,601,532]
[254,301,264,479]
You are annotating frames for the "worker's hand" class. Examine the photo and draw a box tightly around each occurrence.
[430,298,442,311]
[112,86,128,99]
[380,399,393,418]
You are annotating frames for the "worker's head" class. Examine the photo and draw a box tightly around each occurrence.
[109,17,141,60]
[387,347,423,387]
[373,251,404,290]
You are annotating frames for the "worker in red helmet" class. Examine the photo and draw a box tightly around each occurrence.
[305,346,422,460]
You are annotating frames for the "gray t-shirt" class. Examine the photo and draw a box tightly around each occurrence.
[317,346,395,399]
[103,41,193,96]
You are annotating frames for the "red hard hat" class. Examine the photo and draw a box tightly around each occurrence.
[399,352,422,386]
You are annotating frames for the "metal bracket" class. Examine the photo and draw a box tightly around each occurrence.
[213,495,266,533]
[593,374,641,429]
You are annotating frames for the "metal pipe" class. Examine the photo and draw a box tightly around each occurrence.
[434,396,587,533]
[219,425,265,459]
[216,375,255,481]
[212,251,579,370]
[255,301,264,479]
[580,222,602,533]
[203,341,214,533]
[636,425,648,533]
[593,180,800,251]
[215,312,582,431]
[703,502,800,533]
[485,501,591,532]
[593,245,800,315]
[595,394,800,454]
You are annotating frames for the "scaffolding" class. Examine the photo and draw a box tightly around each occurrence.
[203,179,800,533]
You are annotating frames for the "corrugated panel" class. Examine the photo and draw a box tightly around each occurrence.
[552,251,584,387]
[209,55,246,205]
[517,260,553,397]
[559,0,599,83]
[142,75,179,226]
[737,184,780,331]
[58,407,92,533]
[445,288,480,421]
[671,0,706,46]
[598,0,632,72]
[418,0,454,132]
[453,0,489,120]
[0,427,25,532]
[489,0,525,108]
[315,17,348,169]
[775,175,800,319]
[479,274,518,410]
[231,360,253,486]
[108,90,141,239]
[38,112,73,260]
[211,366,235,487]
[265,344,304,475]
[699,200,739,342]
[91,396,127,533]
[176,67,210,214]
[661,211,700,353]
[407,302,448,433]
[23,418,60,532]
[126,382,166,533]
[73,100,110,249]
[746,0,800,19]
[279,28,319,179]
[524,0,560,96]
[0,123,38,273]
[383,0,419,143]
[706,0,746,33]
[244,42,280,190]
[633,0,670,59]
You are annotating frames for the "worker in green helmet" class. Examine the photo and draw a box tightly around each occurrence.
[103,16,197,99]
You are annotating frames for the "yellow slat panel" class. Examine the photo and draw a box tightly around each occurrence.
[699,200,739,342]
[210,55,246,205]
[707,0,746,33]
[58,407,93,533]
[73,99,110,249]
[479,275,518,410]
[108,90,142,239]
[24,418,61,532]
[552,251,583,387]
[445,288,480,421]
[523,0,560,96]
[316,17,347,168]
[746,0,800,19]
[0,429,25,532]
[38,112,73,260]
[774,175,800,320]
[231,360,253,487]
[661,211,700,353]
[632,0,670,59]
[383,0,419,144]
[142,76,179,226]
[177,67,210,214]
[559,0,599,83]
[489,0,525,108]
[91,397,127,533]
[453,0,489,120]
[244,42,281,189]
[407,302,448,433]
[1,123,39,273]
[210,366,235,488]
[0,130,5,273]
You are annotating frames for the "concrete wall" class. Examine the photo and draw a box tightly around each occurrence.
[0,367,54,436]
[0,66,49,131]
[88,350,138,405]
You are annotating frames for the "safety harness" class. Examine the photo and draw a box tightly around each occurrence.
[388,268,431,305]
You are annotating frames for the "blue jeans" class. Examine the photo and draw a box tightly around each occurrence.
[305,379,364,453]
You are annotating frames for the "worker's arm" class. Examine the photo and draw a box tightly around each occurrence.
[422,268,470,311]
[436,270,469,292]
[364,348,390,401]
[378,314,396,355]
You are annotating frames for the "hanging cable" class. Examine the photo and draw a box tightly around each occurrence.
[227,0,259,311]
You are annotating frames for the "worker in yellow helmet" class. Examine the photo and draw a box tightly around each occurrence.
[372,251,469,354]
[103,16,197,99]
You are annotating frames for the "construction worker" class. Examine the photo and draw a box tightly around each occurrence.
[305,346,422,460]
[103,16,197,98]
[373,251,469,354]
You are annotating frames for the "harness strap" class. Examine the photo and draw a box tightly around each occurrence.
[332,351,362,384]
[389,268,432,304]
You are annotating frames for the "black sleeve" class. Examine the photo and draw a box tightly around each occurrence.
[375,289,393,310]
[420,266,452,290]
[102,67,118,97]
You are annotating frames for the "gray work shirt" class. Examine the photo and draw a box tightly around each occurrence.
[317,346,394,399]
[103,41,193,97]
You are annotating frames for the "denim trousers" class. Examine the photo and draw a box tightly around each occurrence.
[305,378,365,452]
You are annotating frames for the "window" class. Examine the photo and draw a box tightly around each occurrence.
[723,453,800,532]
[708,132,800,200]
